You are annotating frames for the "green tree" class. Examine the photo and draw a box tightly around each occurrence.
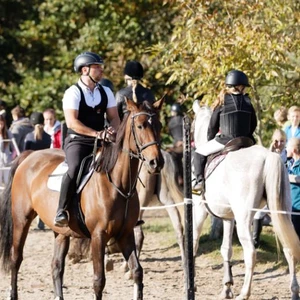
[152,0,300,145]
[0,0,175,120]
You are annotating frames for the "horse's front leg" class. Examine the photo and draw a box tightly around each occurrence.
[283,248,300,300]
[120,224,144,278]
[91,232,107,300]
[220,219,235,299]
[118,231,143,300]
[51,233,70,300]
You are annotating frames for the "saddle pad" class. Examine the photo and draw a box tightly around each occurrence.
[47,162,68,191]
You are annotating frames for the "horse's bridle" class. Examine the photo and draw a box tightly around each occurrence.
[105,110,161,245]
[129,111,160,160]
[107,110,160,200]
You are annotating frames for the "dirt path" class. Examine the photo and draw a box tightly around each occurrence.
[0,214,296,300]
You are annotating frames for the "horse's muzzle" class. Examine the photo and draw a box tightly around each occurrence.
[146,156,164,174]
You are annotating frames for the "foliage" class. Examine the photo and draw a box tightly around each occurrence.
[152,0,300,145]
[1,0,300,145]
[0,0,175,121]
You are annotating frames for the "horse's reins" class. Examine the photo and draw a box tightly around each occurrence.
[105,111,159,245]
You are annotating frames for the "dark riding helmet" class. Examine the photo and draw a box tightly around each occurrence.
[171,103,182,114]
[30,112,44,126]
[74,52,104,73]
[100,78,114,92]
[124,60,144,80]
[225,70,250,87]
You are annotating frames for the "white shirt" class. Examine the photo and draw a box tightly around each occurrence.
[62,80,116,110]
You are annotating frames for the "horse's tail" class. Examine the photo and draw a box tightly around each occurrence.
[0,150,33,272]
[161,150,184,215]
[264,151,300,261]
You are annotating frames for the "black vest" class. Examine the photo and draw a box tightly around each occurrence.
[219,94,253,138]
[67,83,108,136]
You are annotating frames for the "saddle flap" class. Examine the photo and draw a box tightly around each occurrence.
[205,137,254,179]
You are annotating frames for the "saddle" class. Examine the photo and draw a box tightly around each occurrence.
[47,153,98,238]
[205,137,254,179]
[47,154,95,193]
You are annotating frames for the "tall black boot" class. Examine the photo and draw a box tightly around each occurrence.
[54,173,76,227]
[253,218,263,248]
[193,152,207,191]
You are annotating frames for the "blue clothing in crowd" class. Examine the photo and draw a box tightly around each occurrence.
[287,158,300,210]
[285,125,300,142]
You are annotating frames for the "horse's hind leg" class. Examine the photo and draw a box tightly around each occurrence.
[51,233,70,300]
[118,231,143,300]
[234,217,256,300]
[283,248,300,300]
[156,178,185,262]
[220,219,235,299]
[10,210,36,300]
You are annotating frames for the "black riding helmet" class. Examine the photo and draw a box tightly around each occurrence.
[225,70,250,87]
[171,103,182,114]
[124,60,144,80]
[74,52,104,73]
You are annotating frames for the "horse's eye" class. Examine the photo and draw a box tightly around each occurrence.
[137,125,143,129]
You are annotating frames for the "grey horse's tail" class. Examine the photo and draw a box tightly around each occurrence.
[264,151,300,261]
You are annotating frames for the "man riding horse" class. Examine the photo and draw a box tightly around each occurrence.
[54,51,120,227]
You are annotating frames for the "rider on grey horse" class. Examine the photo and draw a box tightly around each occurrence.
[193,70,257,192]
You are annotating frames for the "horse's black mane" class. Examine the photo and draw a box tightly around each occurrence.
[95,101,157,173]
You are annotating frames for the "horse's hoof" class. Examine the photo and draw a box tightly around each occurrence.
[235,295,248,300]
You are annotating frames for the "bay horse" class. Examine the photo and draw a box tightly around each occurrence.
[68,149,185,280]
[0,98,164,300]
[192,100,300,299]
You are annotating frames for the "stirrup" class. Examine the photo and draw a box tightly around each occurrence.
[192,179,205,194]
[54,210,69,227]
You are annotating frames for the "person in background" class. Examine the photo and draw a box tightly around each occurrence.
[0,99,12,128]
[286,137,300,239]
[100,78,114,93]
[0,115,14,186]
[43,108,62,149]
[284,106,300,142]
[24,112,51,151]
[273,107,290,130]
[54,51,120,227]
[9,105,33,155]
[167,103,184,186]
[24,112,51,230]
[115,60,155,120]
[193,70,257,192]
[100,78,115,127]
[252,129,287,248]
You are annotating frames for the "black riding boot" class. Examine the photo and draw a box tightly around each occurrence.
[193,152,207,192]
[253,218,263,248]
[54,173,76,227]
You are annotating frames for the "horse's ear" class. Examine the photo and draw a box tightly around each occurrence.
[192,99,201,114]
[125,97,138,112]
[153,94,166,111]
